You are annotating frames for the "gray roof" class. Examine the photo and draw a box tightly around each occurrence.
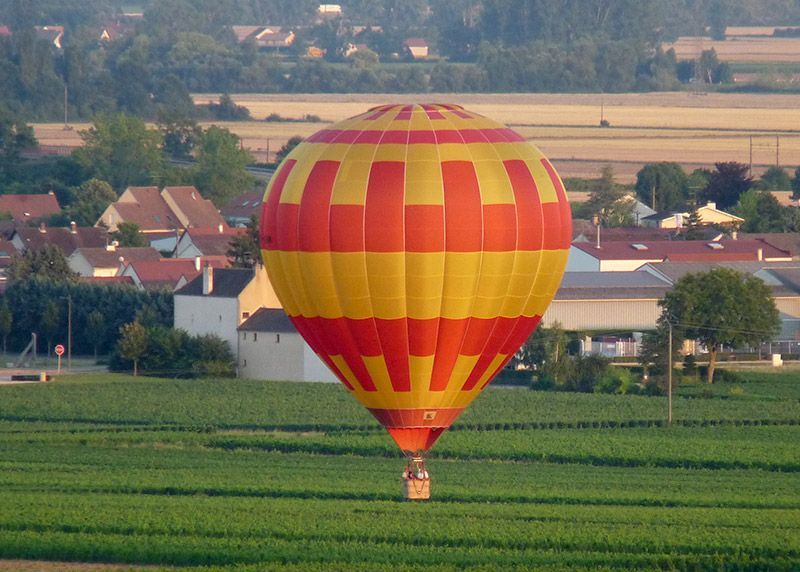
[238,307,297,332]
[555,271,671,300]
[643,261,800,297]
[175,268,254,298]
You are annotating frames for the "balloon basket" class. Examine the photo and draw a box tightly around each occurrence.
[402,457,430,501]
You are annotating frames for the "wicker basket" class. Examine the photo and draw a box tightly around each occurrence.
[403,477,431,500]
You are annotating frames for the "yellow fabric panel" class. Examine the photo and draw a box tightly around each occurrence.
[362,355,402,399]
[522,249,569,316]
[444,354,482,393]
[365,252,407,320]
[330,159,372,205]
[473,160,515,204]
[406,251,444,321]
[405,160,444,206]
[409,355,435,397]
[372,144,407,162]
[329,354,360,389]
[440,251,482,320]
[338,144,376,162]
[408,111,432,130]
[262,250,300,316]
[275,250,320,317]
[314,142,352,163]
[526,158,558,203]
[330,252,373,319]
[471,251,518,319]
[297,252,342,319]
[436,143,475,162]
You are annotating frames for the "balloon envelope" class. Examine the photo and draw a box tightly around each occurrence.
[260,103,571,454]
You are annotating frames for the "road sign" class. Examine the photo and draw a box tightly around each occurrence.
[54,344,65,357]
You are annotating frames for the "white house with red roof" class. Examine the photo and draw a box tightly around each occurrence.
[118,257,227,291]
[175,226,246,259]
[566,239,793,272]
[68,244,162,277]
[403,38,429,59]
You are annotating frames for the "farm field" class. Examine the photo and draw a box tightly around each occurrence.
[0,371,799,570]
[38,92,800,182]
[665,36,800,63]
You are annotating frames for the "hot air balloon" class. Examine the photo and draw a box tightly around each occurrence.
[260,103,571,499]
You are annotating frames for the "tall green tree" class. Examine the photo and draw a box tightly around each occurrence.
[227,215,260,268]
[67,178,116,227]
[660,268,779,383]
[275,136,303,165]
[0,109,37,185]
[700,162,752,210]
[113,222,148,247]
[734,189,789,233]
[759,166,790,191]
[39,300,60,358]
[6,245,78,282]
[193,126,254,207]
[0,302,12,356]
[791,167,800,200]
[74,114,164,193]
[585,165,635,227]
[117,321,148,376]
[635,162,689,211]
[85,309,106,361]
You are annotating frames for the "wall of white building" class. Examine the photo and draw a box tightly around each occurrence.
[238,330,337,382]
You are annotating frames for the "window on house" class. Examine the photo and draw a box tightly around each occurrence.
[219,315,222,322]
[243,359,247,367]
[242,332,247,341]
[253,333,258,342]
[276,334,280,343]
[242,312,250,320]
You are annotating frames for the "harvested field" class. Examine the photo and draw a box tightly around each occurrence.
[665,36,800,63]
[34,92,800,182]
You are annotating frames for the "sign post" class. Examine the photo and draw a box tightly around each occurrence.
[54,344,65,374]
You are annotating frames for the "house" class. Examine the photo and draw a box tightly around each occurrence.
[117,258,216,291]
[35,25,64,49]
[641,201,744,229]
[68,245,161,277]
[96,186,227,251]
[318,4,342,17]
[738,233,800,260]
[0,193,61,223]
[566,239,793,272]
[0,26,11,38]
[175,226,245,259]
[238,308,337,382]
[231,25,262,43]
[11,223,108,257]
[571,221,675,244]
[403,38,429,59]
[98,22,134,42]
[253,26,295,49]
[222,190,262,227]
[173,265,281,351]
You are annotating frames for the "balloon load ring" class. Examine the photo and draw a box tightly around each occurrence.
[260,103,572,500]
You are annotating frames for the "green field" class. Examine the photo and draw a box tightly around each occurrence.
[1,372,799,570]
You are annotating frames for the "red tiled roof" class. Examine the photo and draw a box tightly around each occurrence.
[404,37,428,47]
[125,257,227,287]
[573,239,791,262]
[184,230,246,257]
[73,246,161,269]
[0,26,11,36]
[0,194,61,222]
[222,190,263,220]
[162,186,227,229]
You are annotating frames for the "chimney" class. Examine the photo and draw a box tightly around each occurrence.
[38,222,47,234]
[706,201,716,210]
[194,256,201,272]
[757,247,763,261]
[218,223,223,234]
[106,240,118,252]
[202,264,214,295]
[731,230,738,240]
[70,221,77,234]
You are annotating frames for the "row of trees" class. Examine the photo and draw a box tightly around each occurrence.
[575,161,800,234]
[6,0,800,119]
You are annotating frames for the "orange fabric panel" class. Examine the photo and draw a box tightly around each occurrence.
[405,205,445,252]
[298,160,340,251]
[261,159,296,251]
[329,204,364,252]
[442,161,483,252]
[429,317,471,391]
[365,162,405,252]
[482,204,518,251]
[504,160,544,251]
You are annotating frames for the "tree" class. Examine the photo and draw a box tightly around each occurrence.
[584,165,635,227]
[113,222,148,247]
[67,178,116,227]
[791,167,800,200]
[193,126,254,207]
[660,268,780,383]
[734,189,788,233]
[74,114,164,193]
[634,162,689,212]
[6,245,78,282]
[85,309,106,361]
[117,321,148,376]
[700,162,752,210]
[39,300,60,358]
[227,215,261,268]
[680,201,706,240]
[0,302,12,356]
[759,166,790,191]
[517,322,569,384]
[0,109,37,185]
[638,319,682,388]
[275,136,304,165]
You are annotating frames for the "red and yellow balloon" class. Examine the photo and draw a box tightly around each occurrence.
[260,103,571,455]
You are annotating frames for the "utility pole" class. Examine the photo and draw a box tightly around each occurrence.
[749,136,753,177]
[667,318,673,425]
[67,295,72,370]
[776,135,780,167]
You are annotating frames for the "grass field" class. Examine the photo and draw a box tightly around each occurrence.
[38,92,800,182]
[0,371,799,570]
